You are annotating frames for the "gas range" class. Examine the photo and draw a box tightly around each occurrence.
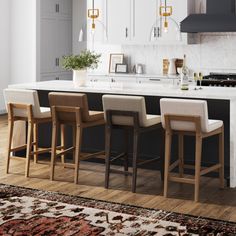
[202,73,236,87]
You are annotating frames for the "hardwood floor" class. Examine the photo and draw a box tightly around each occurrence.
[0,115,236,222]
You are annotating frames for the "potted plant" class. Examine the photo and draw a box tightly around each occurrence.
[62,50,101,87]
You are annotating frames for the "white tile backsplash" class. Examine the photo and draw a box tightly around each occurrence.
[121,33,236,75]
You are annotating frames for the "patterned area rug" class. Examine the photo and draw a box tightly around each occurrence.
[0,184,235,235]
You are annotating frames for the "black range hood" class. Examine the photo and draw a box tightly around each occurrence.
[181,0,236,33]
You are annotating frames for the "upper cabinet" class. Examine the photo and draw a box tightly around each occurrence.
[106,0,197,45]
[40,0,72,19]
[133,0,158,44]
[106,0,132,44]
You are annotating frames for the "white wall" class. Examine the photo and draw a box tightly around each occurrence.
[0,0,10,112]
[10,0,37,84]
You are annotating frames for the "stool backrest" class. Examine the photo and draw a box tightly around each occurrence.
[48,92,90,123]
[102,95,147,127]
[4,89,42,118]
[160,98,209,133]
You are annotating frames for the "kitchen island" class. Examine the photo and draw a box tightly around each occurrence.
[9,80,236,188]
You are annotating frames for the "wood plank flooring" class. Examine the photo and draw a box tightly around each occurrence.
[0,115,236,222]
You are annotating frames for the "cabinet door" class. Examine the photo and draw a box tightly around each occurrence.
[58,0,72,18]
[107,0,132,44]
[41,0,58,18]
[40,19,58,73]
[57,18,72,72]
[133,0,157,43]
[41,0,72,19]
[40,73,60,81]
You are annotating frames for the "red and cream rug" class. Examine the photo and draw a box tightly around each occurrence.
[0,184,235,235]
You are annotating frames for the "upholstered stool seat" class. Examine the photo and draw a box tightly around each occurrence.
[160,98,224,202]
[102,95,164,193]
[49,92,105,184]
[4,88,52,177]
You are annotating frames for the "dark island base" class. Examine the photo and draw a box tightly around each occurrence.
[25,90,230,184]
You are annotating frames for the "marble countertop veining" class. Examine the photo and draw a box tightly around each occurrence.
[9,80,236,101]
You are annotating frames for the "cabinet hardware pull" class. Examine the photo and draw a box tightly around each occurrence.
[56,4,59,13]
[154,27,157,38]
[125,28,128,38]
[157,27,160,37]
[55,58,60,67]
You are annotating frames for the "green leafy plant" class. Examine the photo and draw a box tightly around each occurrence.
[62,50,101,70]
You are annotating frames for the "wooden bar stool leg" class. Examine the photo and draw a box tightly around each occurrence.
[194,134,202,202]
[164,131,172,198]
[25,121,34,178]
[72,125,76,163]
[74,125,83,184]
[178,134,184,177]
[105,125,112,189]
[124,129,129,173]
[219,127,225,188]
[33,123,38,164]
[50,122,58,181]
[6,119,14,174]
[60,124,65,165]
[160,128,165,181]
[132,129,139,193]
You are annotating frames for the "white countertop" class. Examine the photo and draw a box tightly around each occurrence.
[9,80,236,101]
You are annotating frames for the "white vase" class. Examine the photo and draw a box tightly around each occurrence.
[73,70,87,87]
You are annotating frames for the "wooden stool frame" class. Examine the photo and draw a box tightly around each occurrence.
[105,110,164,193]
[163,114,224,202]
[6,103,51,177]
[50,105,105,184]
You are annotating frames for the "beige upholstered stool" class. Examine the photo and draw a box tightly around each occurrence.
[102,95,163,193]
[160,98,224,202]
[4,89,51,177]
[48,92,105,184]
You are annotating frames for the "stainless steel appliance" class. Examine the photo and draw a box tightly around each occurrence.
[201,73,236,87]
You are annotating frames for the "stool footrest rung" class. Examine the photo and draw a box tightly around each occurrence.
[80,151,105,160]
[169,176,195,184]
[200,164,221,176]
[56,147,75,157]
[137,157,160,166]
[10,144,27,152]
[110,152,126,163]
[31,148,51,155]
[169,160,180,171]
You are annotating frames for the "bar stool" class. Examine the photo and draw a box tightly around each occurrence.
[160,98,224,202]
[4,89,52,177]
[102,95,163,193]
[48,92,105,184]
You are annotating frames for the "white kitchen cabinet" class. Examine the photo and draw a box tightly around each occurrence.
[41,72,72,81]
[106,0,197,45]
[133,0,158,44]
[40,0,72,19]
[106,0,132,44]
[39,0,72,81]
[149,0,196,45]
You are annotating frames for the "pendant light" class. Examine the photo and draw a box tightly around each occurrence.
[79,0,107,45]
[149,0,181,41]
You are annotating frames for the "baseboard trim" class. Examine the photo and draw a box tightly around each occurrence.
[0,109,6,115]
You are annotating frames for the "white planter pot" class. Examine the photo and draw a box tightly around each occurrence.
[73,70,87,87]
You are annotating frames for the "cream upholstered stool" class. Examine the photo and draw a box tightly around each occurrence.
[102,95,163,193]
[48,92,105,184]
[4,89,52,177]
[160,98,224,202]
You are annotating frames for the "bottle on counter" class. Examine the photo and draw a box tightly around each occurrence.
[199,72,203,89]
[180,54,189,90]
